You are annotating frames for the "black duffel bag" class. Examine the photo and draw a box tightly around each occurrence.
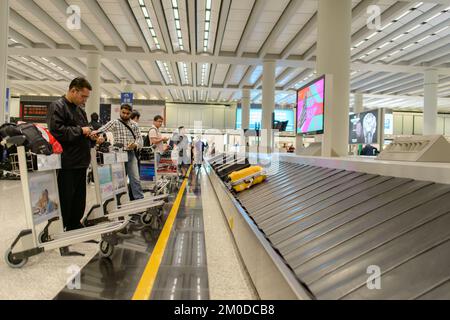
[0,123,53,155]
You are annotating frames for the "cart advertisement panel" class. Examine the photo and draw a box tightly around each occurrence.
[98,166,114,199]
[111,163,126,191]
[29,172,60,225]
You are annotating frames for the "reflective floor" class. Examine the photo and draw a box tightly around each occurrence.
[151,167,209,300]
[55,168,209,300]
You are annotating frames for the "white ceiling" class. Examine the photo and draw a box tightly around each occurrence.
[5,0,450,112]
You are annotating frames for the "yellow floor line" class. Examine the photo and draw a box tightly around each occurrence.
[132,166,192,300]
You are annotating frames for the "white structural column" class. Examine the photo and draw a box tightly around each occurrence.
[86,52,101,115]
[317,0,352,157]
[0,0,9,124]
[241,89,250,129]
[423,69,438,135]
[354,92,364,114]
[262,60,276,153]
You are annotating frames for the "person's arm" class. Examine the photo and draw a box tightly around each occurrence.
[135,125,144,149]
[48,104,86,143]
[149,128,165,145]
[96,119,116,134]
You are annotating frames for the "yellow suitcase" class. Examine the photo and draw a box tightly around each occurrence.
[228,166,267,192]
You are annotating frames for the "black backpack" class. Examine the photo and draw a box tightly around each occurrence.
[0,123,53,155]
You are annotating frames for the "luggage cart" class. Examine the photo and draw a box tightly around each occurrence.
[140,146,178,195]
[156,148,180,194]
[4,136,128,268]
[82,148,166,230]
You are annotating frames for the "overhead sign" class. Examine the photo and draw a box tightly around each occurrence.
[120,92,134,106]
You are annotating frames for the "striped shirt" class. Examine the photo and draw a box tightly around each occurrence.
[98,119,143,151]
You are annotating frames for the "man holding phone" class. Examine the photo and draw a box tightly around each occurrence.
[93,104,144,200]
[47,78,101,233]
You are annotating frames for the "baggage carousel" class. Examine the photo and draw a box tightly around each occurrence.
[206,153,450,300]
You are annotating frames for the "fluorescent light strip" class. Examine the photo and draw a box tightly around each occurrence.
[394,10,410,21]
[140,2,161,50]
[172,0,184,51]
[203,0,212,52]
[426,12,442,22]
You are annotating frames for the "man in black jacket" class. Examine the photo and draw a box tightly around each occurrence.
[47,78,99,232]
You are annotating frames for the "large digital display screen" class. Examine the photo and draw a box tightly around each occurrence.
[236,108,295,132]
[349,110,379,144]
[296,76,325,135]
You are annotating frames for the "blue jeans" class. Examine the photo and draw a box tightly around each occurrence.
[125,151,144,200]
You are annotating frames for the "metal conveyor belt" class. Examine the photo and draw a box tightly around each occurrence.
[209,156,450,300]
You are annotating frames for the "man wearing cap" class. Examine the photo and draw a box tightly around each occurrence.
[93,104,144,200]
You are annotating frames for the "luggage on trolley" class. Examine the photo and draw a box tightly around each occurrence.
[228,166,267,193]
[4,136,128,268]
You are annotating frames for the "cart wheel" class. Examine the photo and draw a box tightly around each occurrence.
[99,241,114,258]
[5,249,28,268]
[151,216,162,230]
[39,231,50,243]
[140,212,153,226]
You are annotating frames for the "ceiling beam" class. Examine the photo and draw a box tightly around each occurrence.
[351,1,413,52]
[129,60,152,84]
[7,68,28,80]
[252,74,263,89]
[368,74,423,93]
[9,56,57,80]
[81,0,127,52]
[112,59,137,83]
[118,0,150,53]
[8,28,33,48]
[193,62,198,88]
[430,54,450,67]
[258,0,305,58]
[409,43,450,66]
[28,57,72,81]
[239,65,257,88]
[223,64,236,88]
[214,0,231,56]
[352,4,446,60]
[351,72,387,87]
[236,0,267,57]
[188,0,196,55]
[50,0,104,51]
[9,9,56,48]
[352,72,407,91]
[390,35,450,64]
[366,20,450,64]
[16,0,81,50]
[280,13,317,60]
[282,69,313,90]
[275,67,297,85]
[7,64,42,81]
[151,0,173,54]
[208,64,217,88]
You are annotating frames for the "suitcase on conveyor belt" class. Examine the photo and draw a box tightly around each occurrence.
[218,159,250,181]
[228,166,267,192]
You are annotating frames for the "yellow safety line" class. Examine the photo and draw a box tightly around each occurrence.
[132,166,192,300]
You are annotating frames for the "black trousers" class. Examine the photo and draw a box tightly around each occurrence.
[57,168,87,231]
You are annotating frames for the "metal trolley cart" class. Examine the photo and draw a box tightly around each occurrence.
[4,137,128,268]
[139,146,176,196]
[82,148,166,230]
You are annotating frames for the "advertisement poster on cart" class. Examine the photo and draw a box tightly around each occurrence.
[98,166,114,199]
[29,173,60,225]
[111,163,126,191]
